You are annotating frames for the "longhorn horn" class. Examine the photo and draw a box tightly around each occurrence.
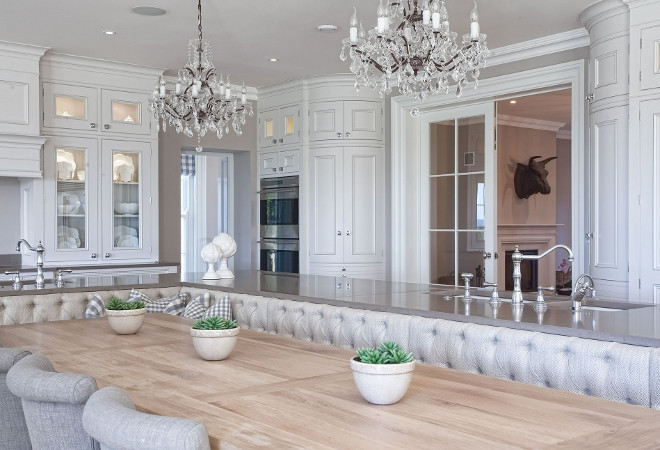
[528,156,542,165]
[539,156,558,166]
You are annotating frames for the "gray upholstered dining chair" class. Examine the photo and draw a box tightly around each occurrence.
[6,353,99,450]
[82,386,211,450]
[0,347,32,449]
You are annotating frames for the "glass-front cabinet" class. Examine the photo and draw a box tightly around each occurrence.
[44,137,155,263]
[43,83,152,136]
[44,137,99,262]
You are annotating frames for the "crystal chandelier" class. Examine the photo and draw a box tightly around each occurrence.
[149,0,253,151]
[340,0,488,101]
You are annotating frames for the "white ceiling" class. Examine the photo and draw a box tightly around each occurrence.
[1,0,595,88]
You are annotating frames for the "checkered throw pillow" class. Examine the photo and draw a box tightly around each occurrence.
[85,293,106,318]
[128,289,191,315]
[183,293,232,320]
[128,288,151,303]
[162,293,189,316]
[206,294,232,320]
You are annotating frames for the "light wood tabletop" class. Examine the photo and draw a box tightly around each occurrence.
[1,314,660,449]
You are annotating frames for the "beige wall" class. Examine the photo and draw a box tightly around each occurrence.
[497,125,558,225]
[158,104,258,268]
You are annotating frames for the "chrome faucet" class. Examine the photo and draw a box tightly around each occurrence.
[17,239,45,288]
[511,244,573,304]
[571,274,595,311]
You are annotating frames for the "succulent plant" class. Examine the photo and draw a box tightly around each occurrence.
[192,316,237,330]
[106,297,145,311]
[356,341,413,364]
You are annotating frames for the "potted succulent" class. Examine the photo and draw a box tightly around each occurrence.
[350,341,415,405]
[190,316,239,361]
[105,297,146,335]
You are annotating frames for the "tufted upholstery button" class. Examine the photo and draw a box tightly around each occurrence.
[509,374,515,381]
[361,317,366,324]
[432,329,437,336]
[563,347,571,356]
[319,312,324,318]
[460,332,466,340]
[492,337,499,345]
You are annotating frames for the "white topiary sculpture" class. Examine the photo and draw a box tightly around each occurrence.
[200,242,222,280]
[212,233,237,279]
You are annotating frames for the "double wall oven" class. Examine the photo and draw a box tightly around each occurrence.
[259,176,299,273]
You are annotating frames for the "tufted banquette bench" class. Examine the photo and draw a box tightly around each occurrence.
[2,286,660,409]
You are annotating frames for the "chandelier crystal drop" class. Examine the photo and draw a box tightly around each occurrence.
[148,0,253,151]
[340,0,488,102]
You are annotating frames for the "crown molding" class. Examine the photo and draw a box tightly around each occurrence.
[556,129,572,140]
[41,53,164,79]
[487,28,589,68]
[498,114,566,132]
[0,40,49,60]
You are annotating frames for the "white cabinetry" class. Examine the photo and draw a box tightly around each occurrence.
[309,101,382,141]
[640,25,660,91]
[258,105,300,147]
[43,82,153,137]
[258,148,300,177]
[308,145,384,279]
[44,137,157,263]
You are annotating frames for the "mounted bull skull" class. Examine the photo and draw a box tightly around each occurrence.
[514,155,558,199]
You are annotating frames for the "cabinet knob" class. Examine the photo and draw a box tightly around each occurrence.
[90,123,96,129]
[345,132,351,138]
[336,132,342,138]
[337,231,342,236]
[278,138,283,143]
[272,139,277,144]
[104,124,110,130]
[104,253,110,258]
[279,167,283,171]
[91,253,97,259]
[272,168,277,172]
[483,252,492,259]
[346,231,351,236]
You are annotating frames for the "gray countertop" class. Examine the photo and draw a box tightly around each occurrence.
[2,269,658,347]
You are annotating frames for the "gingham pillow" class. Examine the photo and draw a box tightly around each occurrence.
[205,294,232,320]
[85,293,106,318]
[128,289,191,315]
[183,293,232,320]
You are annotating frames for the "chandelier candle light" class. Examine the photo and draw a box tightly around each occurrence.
[149,0,253,151]
[340,0,488,102]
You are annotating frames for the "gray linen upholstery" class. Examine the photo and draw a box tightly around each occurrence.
[0,348,32,450]
[83,386,210,450]
[6,353,99,450]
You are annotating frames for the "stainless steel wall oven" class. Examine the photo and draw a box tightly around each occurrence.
[259,176,299,273]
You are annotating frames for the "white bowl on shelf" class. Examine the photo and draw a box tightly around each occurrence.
[116,235,139,248]
[114,203,139,215]
[57,204,80,214]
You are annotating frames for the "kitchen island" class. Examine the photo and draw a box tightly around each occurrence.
[2,314,659,449]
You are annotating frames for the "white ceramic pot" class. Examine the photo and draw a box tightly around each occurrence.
[190,327,239,361]
[106,308,146,335]
[350,357,415,405]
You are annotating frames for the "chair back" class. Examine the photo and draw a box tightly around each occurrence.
[83,386,210,450]
[6,353,99,450]
[0,348,32,449]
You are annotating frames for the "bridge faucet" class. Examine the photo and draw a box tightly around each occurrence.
[571,274,595,311]
[16,239,45,288]
[511,244,573,304]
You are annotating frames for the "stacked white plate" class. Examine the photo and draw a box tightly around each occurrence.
[57,193,81,214]
[113,154,135,182]
[56,150,77,180]
[57,225,81,248]
[114,225,139,247]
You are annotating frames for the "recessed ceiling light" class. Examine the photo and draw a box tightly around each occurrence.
[509,100,517,104]
[131,6,166,16]
[317,24,339,33]
[103,30,116,35]
[269,58,279,62]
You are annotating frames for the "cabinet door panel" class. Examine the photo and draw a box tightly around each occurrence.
[641,25,660,91]
[590,106,628,282]
[589,38,628,102]
[101,140,152,261]
[43,83,99,131]
[279,149,300,174]
[309,148,343,262]
[344,147,383,263]
[309,101,342,141]
[101,90,151,135]
[259,109,278,147]
[44,136,100,262]
[344,101,382,140]
[258,151,279,177]
[280,105,300,146]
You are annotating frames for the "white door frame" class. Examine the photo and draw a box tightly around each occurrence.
[390,60,587,283]
[420,104,496,285]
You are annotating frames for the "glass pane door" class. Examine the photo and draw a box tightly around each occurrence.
[56,148,87,250]
[113,151,141,249]
[422,104,495,287]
